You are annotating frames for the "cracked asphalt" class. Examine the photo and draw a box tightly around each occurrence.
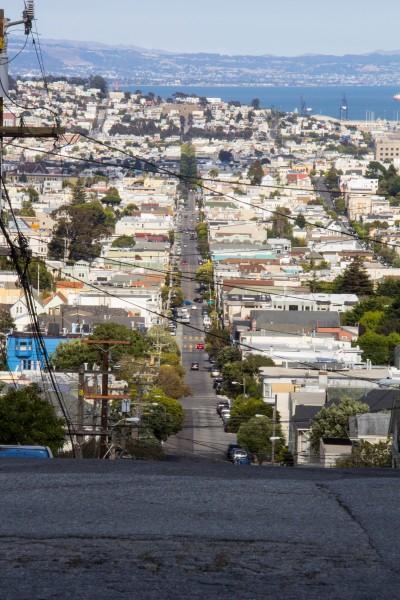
[1,459,400,599]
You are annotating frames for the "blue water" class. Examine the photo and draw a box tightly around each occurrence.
[127,85,400,121]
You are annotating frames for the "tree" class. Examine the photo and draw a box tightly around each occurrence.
[156,365,191,399]
[195,261,213,286]
[72,179,87,205]
[111,235,136,248]
[324,166,341,191]
[334,257,373,296]
[228,397,273,433]
[359,310,384,333]
[122,203,139,216]
[269,206,293,238]
[377,278,400,297]
[205,326,230,359]
[309,398,369,451]
[358,331,390,364]
[25,186,39,203]
[18,200,35,217]
[180,143,198,183]
[27,259,53,292]
[52,323,149,370]
[0,384,65,454]
[342,296,392,326]
[365,161,387,180]
[51,340,100,370]
[216,345,242,368]
[101,187,121,207]
[89,75,108,96]
[141,388,184,441]
[247,160,264,185]
[237,416,273,464]
[49,201,114,261]
[295,213,306,229]
[336,440,392,468]
[0,308,14,335]
[147,325,180,355]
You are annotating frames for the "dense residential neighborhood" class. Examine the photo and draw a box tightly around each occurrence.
[1,75,400,468]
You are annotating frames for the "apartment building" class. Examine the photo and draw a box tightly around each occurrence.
[375,135,400,162]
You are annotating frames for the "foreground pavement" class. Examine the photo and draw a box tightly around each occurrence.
[1,458,400,599]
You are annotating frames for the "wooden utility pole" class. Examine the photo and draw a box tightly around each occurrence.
[84,340,130,457]
[0,6,64,212]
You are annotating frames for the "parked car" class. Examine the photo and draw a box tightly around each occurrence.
[211,369,221,378]
[233,450,251,465]
[0,445,53,459]
[196,343,205,350]
[217,401,230,415]
[190,362,199,371]
[227,443,242,461]
[220,409,230,421]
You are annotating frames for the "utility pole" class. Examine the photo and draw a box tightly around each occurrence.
[84,339,130,457]
[101,348,110,451]
[76,366,85,458]
[0,3,64,213]
[271,394,278,465]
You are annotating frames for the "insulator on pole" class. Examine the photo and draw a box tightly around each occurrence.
[23,1,35,34]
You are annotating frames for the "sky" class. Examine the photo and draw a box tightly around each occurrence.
[3,0,400,56]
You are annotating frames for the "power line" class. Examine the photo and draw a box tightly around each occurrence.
[5,139,400,256]
[1,178,76,452]
[0,34,28,66]
[73,134,400,254]
[24,237,351,311]
[53,267,381,384]
[79,133,375,198]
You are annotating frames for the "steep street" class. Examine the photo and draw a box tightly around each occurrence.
[165,191,236,460]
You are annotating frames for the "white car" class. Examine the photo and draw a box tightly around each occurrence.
[220,409,230,420]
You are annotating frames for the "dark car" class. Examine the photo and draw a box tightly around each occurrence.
[193,297,203,303]
[190,362,199,371]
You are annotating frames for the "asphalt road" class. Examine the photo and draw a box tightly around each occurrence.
[164,191,236,460]
[1,459,400,599]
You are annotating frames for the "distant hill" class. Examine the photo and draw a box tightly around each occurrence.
[8,36,400,86]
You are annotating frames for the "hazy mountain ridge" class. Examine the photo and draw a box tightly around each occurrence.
[8,36,400,86]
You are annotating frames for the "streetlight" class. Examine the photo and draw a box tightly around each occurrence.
[231,378,246,396]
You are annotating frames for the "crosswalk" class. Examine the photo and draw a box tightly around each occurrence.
[182,335,205,352]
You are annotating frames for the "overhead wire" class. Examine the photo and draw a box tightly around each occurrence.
[0,34,29,66]
[4,138,400,256]
[52,268,383,383]
[23,236,352,311]
[1,178,76,453]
